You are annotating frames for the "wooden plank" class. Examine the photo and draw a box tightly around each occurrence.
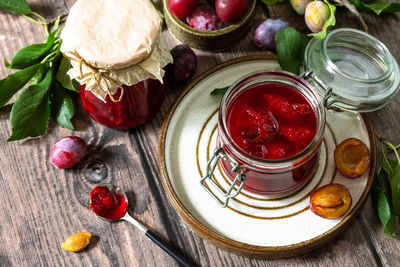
[0,0,399,266]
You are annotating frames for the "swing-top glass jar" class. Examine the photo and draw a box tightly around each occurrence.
[201,28,400,207]
[60,0,172,129]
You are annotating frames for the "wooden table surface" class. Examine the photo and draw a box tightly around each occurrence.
[1,0,400,266]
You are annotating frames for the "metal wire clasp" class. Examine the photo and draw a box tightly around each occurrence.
[301,71,335,108]
[200,147,247,208]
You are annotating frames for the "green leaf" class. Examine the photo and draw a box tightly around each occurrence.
[9,44,51,69]
[372,173,396,238]
[350,0,400,15]
[210,86,229,96]
[276,27,309,75]
[0,64,40,108]
[0,0,31,15]
[56,57,79,92]
[4,58,11,69]
[259,0,286,5]
[30,65,49,86]
[308,0,336,39]
[50,81,75,130]
[377,190,397,238]
[8,68,53,141]
[9,31,57,69]
[390,164,400,216]
[382,158,397,178]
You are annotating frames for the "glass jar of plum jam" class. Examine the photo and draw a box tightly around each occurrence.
[80,79,166,129]
[201,28,400,207]
[201,71,325,206]
[60,0,172,129]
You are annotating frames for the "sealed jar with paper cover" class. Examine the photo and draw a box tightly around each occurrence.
[201,29,400,207]
[60,0,172,129]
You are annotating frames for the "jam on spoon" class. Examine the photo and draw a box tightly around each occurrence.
[89,184,193,267]
[90,185,128,221]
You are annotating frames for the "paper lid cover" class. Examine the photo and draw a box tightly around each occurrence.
[60,0,162,70]
[60,0,173,102]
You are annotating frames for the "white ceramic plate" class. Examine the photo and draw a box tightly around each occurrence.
[159,55,376,258]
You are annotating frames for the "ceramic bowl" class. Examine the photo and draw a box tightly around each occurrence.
[163,0,257,51]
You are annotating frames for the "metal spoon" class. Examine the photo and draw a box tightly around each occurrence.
[90,183,193,267]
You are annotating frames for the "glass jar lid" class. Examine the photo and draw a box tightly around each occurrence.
[304,28,400,112]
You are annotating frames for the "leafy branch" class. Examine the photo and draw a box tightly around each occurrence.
[373,133,400,238]
[0,0,79,141]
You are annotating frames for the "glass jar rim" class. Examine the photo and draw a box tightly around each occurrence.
[219,70,326,170]
[322,28,394,84]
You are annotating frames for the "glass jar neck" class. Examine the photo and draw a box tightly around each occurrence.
[218,71,326,172]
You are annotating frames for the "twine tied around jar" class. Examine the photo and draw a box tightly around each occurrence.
[63,50,124,102]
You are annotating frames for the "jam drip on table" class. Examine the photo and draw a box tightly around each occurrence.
[226,82,317,160]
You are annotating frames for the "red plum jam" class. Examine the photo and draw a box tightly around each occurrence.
[218,72,325,195]
[80,79,165,129]
[90,186,128,220]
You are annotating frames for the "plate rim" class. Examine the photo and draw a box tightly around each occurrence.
[158,54,377,259]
